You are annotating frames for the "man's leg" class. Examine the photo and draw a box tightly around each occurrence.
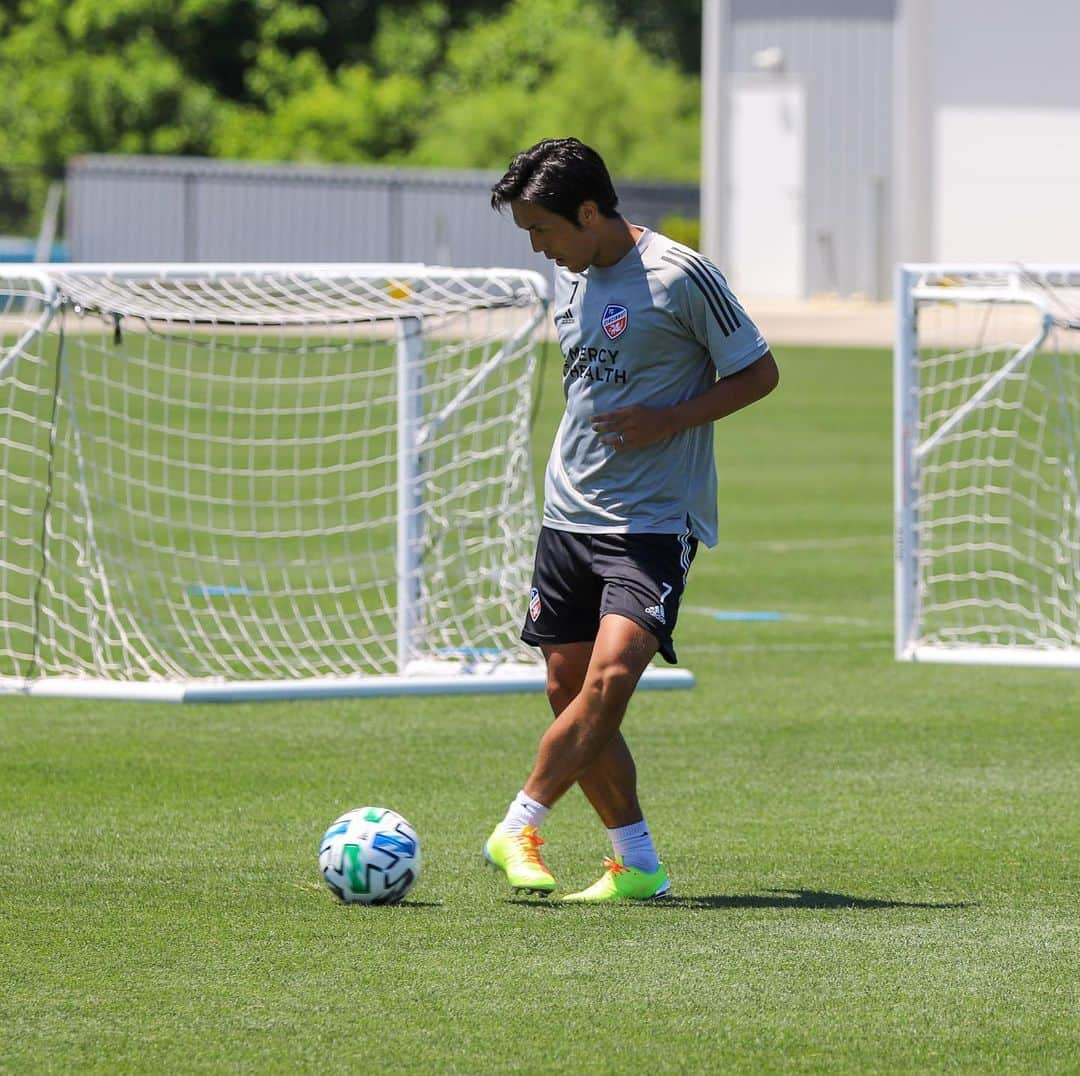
[535,617,670,902]
[485,616,668,898]
[487,528,693,899]
[524,613,657,809]
[483,632,641,897]
[542,640,643,830]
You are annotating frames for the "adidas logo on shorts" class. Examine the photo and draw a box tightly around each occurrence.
[644,603,666,625]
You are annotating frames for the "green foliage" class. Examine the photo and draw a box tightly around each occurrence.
[659,214,701,249]
[0,167,55,235]
[609,0,705,73]
[0,0,703,194]
[372,1,451,79]
[410,0,700,179]
[0,19,220,166]
[214,65,426,163]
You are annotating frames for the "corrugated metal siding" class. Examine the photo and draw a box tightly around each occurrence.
[193,172,394,262]
[66,156,698,284]
[69,168,190,261]
[731,7,895,296]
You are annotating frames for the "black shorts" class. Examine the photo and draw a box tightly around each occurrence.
[521,526,699,665]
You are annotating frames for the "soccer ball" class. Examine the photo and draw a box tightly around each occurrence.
[318,806,421,905]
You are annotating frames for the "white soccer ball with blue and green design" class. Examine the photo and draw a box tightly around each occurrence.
[318,806,421,905]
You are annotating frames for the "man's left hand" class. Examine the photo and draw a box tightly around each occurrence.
[592,406,673,451]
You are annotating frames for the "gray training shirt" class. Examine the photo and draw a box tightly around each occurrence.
[544,227,768,548]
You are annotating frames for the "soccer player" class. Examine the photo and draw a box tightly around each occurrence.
[484,138,779,902]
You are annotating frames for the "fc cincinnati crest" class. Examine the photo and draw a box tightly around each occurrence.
[601,304,628,340]
[528,587,542,622]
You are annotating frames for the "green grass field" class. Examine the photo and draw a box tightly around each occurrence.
[2,344,1078,1073]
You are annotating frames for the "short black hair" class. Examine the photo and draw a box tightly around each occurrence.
[490,138,620,227]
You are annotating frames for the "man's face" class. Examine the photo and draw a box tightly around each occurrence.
[510,199,597,274]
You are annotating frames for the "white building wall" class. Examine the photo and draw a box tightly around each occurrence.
[928,0,1080,263]
[710,0,1080,296]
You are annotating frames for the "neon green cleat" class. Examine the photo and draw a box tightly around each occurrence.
[561,857,671,903]
[483,824,556,895]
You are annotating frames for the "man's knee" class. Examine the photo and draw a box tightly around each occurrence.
[544,649,590,715]
[580,659,639,716]
[546,675,577,715]
[546,660,635,728]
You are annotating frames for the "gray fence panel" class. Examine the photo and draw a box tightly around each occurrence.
[67,156,699,285]
[69,166,189,261]
[193,173,395,262]
[398,179,519,269]
[618,182,700,230]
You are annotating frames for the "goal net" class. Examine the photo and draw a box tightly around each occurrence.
[0,263,690,702]
[895,264,1080,667]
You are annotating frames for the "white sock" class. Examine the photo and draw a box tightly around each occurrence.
[608,820,660,873]
[500,790,551,834]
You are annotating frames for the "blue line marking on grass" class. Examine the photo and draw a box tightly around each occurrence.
[188,585,257,597]
[712,610,787,622]
[434,646,507,658]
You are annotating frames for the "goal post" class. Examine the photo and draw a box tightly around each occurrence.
[0,263,695,700]
[895,263,1080,668]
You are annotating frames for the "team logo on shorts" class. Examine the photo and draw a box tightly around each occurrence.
[601,304,628,340]
[528,587,542,622]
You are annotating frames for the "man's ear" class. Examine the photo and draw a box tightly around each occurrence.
[577,200,599,228]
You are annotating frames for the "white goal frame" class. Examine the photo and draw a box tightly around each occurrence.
[895,263,1080,668]
[0,263,695,700]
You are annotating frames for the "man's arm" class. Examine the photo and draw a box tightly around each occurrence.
[592,349,779,451]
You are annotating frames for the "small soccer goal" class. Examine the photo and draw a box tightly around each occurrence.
[895,264,1080,667]
[0,263,695,701]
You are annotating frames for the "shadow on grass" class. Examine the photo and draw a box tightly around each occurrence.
[298,881,444,908]
[511,889,973,911]
[333,900,445,909]
[664,889,973,911]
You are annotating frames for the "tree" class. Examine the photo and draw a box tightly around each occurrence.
[609,0,704,74]
[213,65,426,163]
[409,0,700,180]
[0,0,702,199]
